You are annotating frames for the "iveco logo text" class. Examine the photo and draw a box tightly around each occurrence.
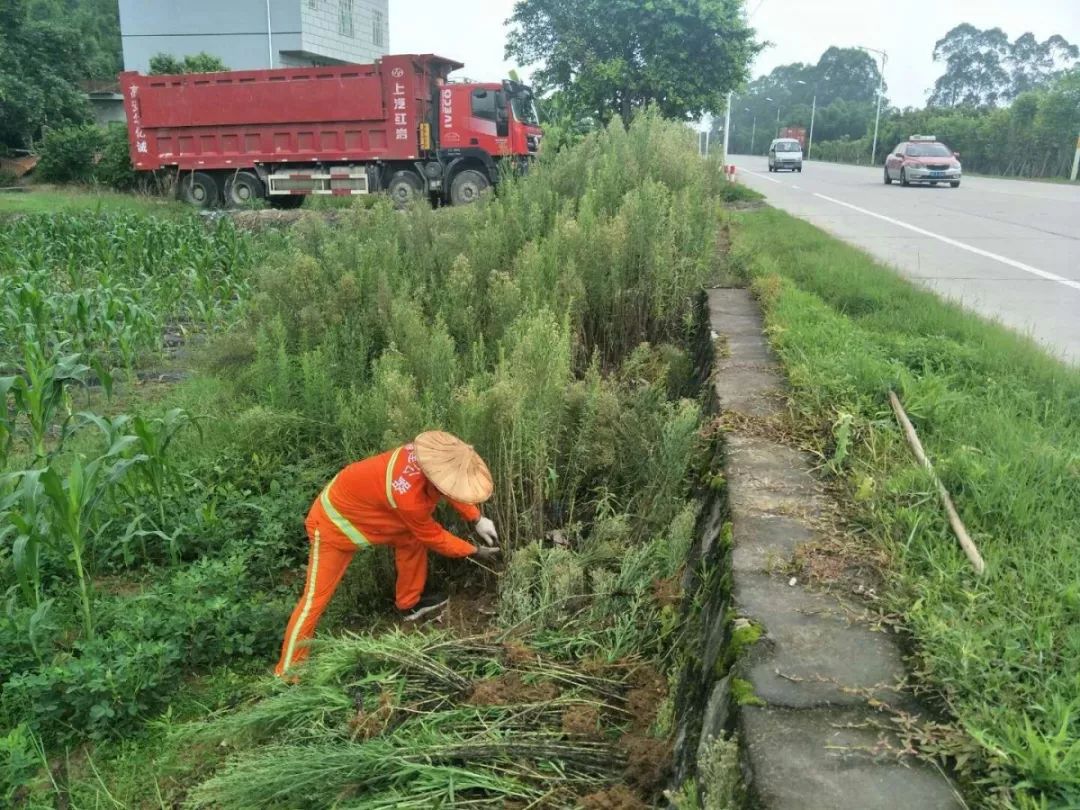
[442,88,453,129]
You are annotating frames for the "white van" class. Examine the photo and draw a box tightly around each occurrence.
[768,138,803,172]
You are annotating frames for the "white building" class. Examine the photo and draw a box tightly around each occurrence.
[118,0,389,73]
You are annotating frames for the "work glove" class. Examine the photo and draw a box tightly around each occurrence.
[473,516,499,546]
[473,544,501,560]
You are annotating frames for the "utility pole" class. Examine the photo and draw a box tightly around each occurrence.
[859,46,888,164]
[722,90,732,161]
[1071,131,1080,181]
[776,104,781,138]
[265,0,275,68]
[795,79,819,158]
[750,115,756,154]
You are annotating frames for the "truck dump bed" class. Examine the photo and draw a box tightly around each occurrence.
[121,54,462,172]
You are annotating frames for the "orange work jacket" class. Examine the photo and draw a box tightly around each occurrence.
[312,443,479,557]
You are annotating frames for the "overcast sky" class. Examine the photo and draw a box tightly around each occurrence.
[389,0,1080,109]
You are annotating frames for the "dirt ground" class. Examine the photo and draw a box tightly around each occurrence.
[561,704,603,738]
[579,785,650,810]
[617,664,673,796]
[467,671,560,706]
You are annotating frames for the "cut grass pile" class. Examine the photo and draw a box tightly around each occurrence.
[731,206,1080,808]
[174,631,672,808]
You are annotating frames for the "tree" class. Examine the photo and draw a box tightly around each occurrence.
[27,0,122,80]
[928,24,1011,107]
[535,89,596,152]
[504,0,761,125]
[149,52,229,75]
[929,25,1079,107]
[1006,33,1078,99]
[814,47,882,105]
[0,0,92,150]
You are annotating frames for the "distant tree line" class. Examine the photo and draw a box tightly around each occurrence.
[813,70,1080,177]
[726,24,1080,179]
[720,46,885,154]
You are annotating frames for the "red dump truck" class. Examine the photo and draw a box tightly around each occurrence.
[778,126,807,149]
[120,53,542,209]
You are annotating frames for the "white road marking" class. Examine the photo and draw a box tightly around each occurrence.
[812,192,1080,293]
[792,185,801,189]
[744,169,782,184]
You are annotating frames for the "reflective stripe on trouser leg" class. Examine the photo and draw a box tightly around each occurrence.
[275,530,355,675]
[280,529,321,673]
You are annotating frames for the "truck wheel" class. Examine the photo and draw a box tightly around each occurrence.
[178,172,222,208]
[224,171,266,208]
[387,170,423,208]
[450,169,490,206]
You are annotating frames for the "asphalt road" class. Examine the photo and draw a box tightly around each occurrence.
[728,156,1080,364]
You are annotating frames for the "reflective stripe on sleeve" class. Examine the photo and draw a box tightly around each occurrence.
[384,447,402,509]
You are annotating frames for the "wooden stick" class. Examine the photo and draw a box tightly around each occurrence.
[888,391,986,575]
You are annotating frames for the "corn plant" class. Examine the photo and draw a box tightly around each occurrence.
[76,408,198,564]
[0,470,49,609]
[1,340,89,464]
[37,445,146,639]
[0,212,254,376]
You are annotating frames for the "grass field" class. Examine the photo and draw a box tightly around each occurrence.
[0,186,189,217]
[731,206,1080,809]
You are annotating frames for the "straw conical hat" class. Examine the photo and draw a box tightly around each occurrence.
[414,431,493,504]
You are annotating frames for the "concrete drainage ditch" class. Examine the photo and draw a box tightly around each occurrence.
[669,288,962,809]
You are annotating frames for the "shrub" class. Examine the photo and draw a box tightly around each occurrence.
[93,124,140,191]
[149,52,228,75]
[103,554,293,670]
[2,635,182,743]
[0,724,42,807]
[34,124,142,191]
[36,125,105,184]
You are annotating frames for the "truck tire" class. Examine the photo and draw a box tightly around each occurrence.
[224,171,266,208]
[178,172,222,208]
[387,170,423,209]
[450,169,491,206]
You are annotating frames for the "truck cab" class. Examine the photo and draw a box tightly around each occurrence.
[434,80,542,203]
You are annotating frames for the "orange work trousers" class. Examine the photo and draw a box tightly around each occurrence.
[273,504,430,676]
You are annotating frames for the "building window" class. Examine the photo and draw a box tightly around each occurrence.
[339,0,354,37]
[373,10,384,47]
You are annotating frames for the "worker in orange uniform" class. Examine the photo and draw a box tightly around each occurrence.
[275,431,500,676]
